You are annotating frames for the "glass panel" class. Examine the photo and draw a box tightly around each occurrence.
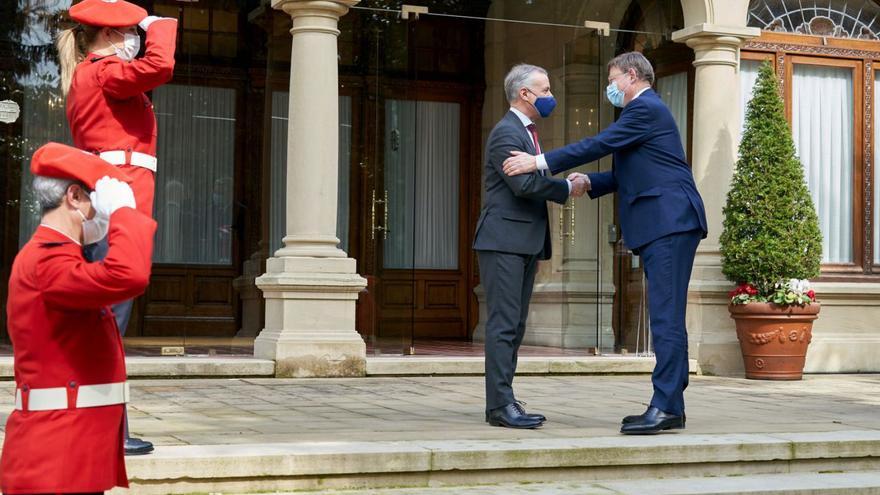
[14,0,72,247]
[748,1,880,40]
[383,99,460,270]
[152,84,236,265]
[740,59,763,134]
[269,92,352,253]
[792,64,854,263]
[370,10,415,354]
[656,72,688,154]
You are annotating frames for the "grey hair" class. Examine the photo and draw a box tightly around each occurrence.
[33,175,78,215]
[504,64,548,103]
[607,52,655,85]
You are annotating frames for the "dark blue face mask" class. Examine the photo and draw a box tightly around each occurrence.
[527,89,557,118]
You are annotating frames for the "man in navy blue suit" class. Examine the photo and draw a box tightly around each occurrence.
[503,52,708,435]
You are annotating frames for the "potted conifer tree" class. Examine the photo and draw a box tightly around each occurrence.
[719,60,823,380]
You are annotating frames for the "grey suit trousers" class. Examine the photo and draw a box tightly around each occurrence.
[478,249,539,411]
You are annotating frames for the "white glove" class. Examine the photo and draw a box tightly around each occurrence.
[90,176,136,217]
[139,15,175,31]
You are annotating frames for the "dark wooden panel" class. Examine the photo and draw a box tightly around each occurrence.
[148,276,184,303]
[382,282,415,307]
[137,265,239,338]
[195,276,234,305]
[424,281,458,309]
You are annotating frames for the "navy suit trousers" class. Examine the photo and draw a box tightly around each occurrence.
[639,229,702,416]
[83,238,135,336]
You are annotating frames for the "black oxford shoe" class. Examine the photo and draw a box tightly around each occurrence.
[487,403,544,429]
[620,406,684,435]
[623,407,686,425]
[124,436,154,456]
[485,402,546,423]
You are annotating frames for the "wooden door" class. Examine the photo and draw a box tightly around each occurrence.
[359,85,477,353]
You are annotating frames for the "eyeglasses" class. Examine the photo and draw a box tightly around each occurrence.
[607,72,628,84]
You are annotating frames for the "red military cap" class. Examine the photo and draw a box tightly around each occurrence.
[69,0,147,28]
[31,142,132,189]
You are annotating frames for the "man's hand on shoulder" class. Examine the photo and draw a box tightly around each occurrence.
[503,151,537,176]
[567,172,591,198]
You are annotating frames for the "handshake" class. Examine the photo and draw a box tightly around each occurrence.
[568,172,591,198]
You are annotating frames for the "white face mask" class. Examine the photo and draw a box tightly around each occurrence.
[78,209,109,245]
[111,30,140,61]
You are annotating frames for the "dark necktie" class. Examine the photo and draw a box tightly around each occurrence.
[526,123,542,154]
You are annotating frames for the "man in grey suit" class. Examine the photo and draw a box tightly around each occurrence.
[474,64,589,429]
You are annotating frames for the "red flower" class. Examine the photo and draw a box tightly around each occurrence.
[729,283,759,298]
[807,290,816,301]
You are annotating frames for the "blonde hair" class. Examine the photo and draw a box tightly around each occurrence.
[56,25,100,96]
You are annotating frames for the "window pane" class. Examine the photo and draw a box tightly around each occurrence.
[792,64,854,264]
[269,92,351,253]
[748,1,880,40]
[17,85,71,247]
[153,84,236,265]
[656,72,688,155]
[740,59,762,134]
[383,100,460,270]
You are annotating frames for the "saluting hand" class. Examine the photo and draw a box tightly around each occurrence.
[90,176,137,217]
[503,151,538,176]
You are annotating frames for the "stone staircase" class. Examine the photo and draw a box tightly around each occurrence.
[115,430,880,494]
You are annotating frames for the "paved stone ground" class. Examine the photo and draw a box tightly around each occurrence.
[0,374,878,446]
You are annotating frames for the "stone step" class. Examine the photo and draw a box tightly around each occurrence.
[248,471,880,494]
[113,430,880,495]
[365,355,700,376]
[0,355,697,379]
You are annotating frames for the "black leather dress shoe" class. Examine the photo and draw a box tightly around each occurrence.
[485,402,546,423]
[487,403,544,429]
[622,407,686,425]
[620,406,684,435]
[124,436,154,456]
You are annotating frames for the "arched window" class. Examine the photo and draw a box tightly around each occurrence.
[748,0,880,40]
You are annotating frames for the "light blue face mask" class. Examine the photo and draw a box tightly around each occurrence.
[606,81,626,108]
[606,71,633,108]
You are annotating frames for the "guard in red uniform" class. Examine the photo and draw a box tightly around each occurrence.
[56,0,178,455]
[60,0,177,219]
[0,142,157,494]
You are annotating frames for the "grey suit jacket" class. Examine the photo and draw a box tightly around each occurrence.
[473,110,570,259]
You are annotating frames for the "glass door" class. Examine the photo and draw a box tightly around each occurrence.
[361,10,416,354]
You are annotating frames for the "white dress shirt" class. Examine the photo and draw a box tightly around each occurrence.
[535,86,651,171]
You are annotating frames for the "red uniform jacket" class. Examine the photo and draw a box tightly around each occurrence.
[0,208,157,494]
[66,19,177,217]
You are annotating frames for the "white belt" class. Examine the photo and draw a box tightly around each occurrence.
[99,150,157,172]
[14,382,130,412]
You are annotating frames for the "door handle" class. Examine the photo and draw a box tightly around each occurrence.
[559,202,575,245]
[371,189,390,240]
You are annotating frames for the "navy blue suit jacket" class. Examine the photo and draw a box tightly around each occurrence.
[544,89,708,250]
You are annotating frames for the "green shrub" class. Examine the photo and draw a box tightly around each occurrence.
[719,60,822,298]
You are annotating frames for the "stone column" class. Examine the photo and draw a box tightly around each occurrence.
[255,0,366,377]
[672,24,759,375]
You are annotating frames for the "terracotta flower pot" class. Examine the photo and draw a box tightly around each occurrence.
[728,302,820,380]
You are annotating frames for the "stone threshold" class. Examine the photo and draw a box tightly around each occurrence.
[0,355,697,379]
[115,430,880,494]
[243,471,880,495]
